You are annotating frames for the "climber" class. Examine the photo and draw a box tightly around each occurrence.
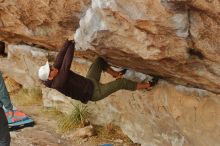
[38,38,158,104]
[0,72,14,146]
[0,41,7,57]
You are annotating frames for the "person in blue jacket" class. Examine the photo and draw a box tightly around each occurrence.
[0,72,13,145]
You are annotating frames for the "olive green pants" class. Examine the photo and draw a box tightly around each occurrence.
[86,57,137,101]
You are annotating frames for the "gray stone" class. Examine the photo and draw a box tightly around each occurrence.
[66,125,95,139]
[0,44,52,88]
[75,0,220,93]
[42,61,220,146]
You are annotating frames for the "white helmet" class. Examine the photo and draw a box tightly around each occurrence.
[38,61,50,81]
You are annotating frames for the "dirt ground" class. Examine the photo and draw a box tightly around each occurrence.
[10,104,138,146]
[4,68,138,146]
[9,93,137,146]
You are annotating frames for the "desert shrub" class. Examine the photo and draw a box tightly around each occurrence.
[58,103,89,133]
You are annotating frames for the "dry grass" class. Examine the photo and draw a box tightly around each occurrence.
[11,88,42,106]
[94,123,135,145]
[4,76,21,93]
[57,103,90,133]
[41,107,64,118]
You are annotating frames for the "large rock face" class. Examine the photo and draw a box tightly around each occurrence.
[0,0,219,92]
[0,44,54,88]
[43,60,220,146]
[75,0,220,93]
[0,0,220,146]
[0,0,90,49]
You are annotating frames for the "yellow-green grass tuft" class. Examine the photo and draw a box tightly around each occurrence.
[57,103,89,133]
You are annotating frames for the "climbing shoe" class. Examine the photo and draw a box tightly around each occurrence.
[119,69,127,75]
[149,76,159,87]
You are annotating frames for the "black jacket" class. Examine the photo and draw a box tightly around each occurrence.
[44,40,94,104]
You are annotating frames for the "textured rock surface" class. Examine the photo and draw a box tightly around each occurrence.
[0,44,54,87]
[0,0,220,145]
[75,0,220,93]
[0,0,219,93]
[0,0,90,49]
[43,61,220,146]
[66,125,95,138]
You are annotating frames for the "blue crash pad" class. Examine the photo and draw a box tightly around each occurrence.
[4,107,34,130]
